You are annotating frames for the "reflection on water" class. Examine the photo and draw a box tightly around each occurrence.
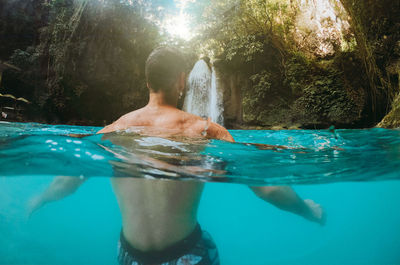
[0,122,400,184]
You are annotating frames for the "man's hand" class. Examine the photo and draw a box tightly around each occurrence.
[27,195,44,219]
[26,176,86,219]
[303,199,326,226]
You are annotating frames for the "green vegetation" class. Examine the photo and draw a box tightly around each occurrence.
[0,0,398,128]
[186,0,398,128]
[340,0,400,123]
[186,0,366,127]
[1,0,161,124]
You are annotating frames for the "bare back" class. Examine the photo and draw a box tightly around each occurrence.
[100,105,233,251]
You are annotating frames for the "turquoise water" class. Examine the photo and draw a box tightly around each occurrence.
[1,122,400,264]
[1,122,400,183]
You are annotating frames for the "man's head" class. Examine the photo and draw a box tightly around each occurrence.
[145,46,187,104]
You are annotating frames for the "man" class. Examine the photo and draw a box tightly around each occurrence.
[29,47,325,265]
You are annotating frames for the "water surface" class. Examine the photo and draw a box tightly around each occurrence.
[1,122,399,184]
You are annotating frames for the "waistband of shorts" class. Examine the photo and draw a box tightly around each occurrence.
[119,223,202,264]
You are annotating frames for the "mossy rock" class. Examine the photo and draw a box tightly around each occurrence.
[377,93,400,128]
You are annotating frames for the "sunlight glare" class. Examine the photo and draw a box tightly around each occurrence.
[164,12,192,40]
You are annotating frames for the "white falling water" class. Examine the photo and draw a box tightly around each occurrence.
[183,59,224,125]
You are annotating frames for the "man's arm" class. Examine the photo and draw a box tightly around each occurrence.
[27,176,86,217]
[205,121,235,142]
[97,123,118,134]
[27,123,117,218]
[27,123,116,217]
[207,123,326,225]
[196,121,326,225]
[249,186,326,225]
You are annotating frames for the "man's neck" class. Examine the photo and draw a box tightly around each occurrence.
[147,92,177,108]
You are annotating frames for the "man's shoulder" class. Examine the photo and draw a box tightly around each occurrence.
[97,110,144,134]
[117,110,141,123]
[179,111,206,129]
[180,111,204,124]
[179,113,234,142]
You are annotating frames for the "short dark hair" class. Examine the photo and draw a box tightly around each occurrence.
[145,46,187,93]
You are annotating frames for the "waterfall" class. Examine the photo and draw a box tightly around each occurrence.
[183,59,224,125]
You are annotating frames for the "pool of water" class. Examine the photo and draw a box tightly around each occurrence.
[1,122,400,184]
[1,122,400,264]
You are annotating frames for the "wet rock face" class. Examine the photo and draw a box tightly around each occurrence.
[0,0,48,59]
[217,0,399,129]
[294,0,351,58]
[1,0,160,125]
[217,71,244,128]
[340,0,400,124]
[377,93,400,128]
[216,53,367,130]
[377,54,400,128]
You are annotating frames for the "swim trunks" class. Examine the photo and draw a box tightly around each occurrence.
[117,224,220,265]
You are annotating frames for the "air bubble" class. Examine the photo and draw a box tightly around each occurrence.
[91,155,104,160]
